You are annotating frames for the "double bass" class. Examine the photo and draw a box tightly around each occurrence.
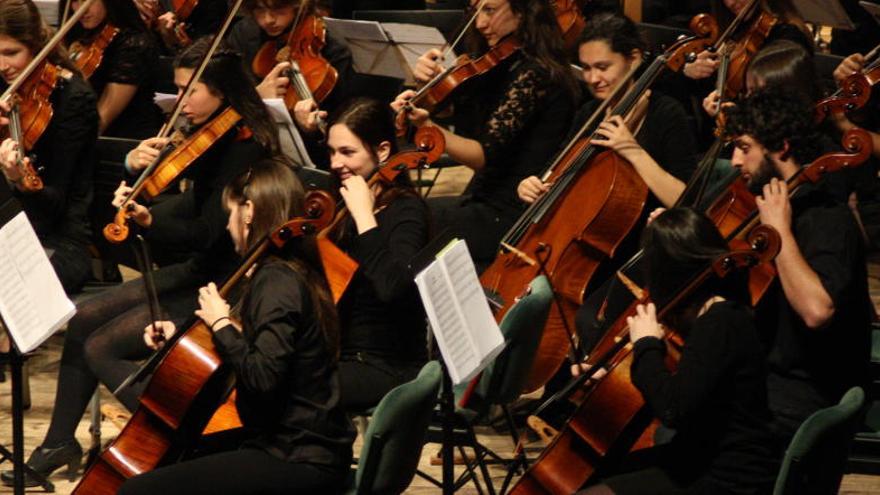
[478,15,719,394]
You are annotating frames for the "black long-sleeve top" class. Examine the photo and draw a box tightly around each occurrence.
[11,74,98,247]
[631,300,779,494]
[144,126,268,281]
[81,26,163,139]
[451,51,576,221]
[212,257,355,468]
[336,192,430,364]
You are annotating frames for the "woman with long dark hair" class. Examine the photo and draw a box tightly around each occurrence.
[391,0,579,269]
[0,37,279,487]
[0,0,98,295]
[577,207,778,495]
[117,159,355,495]
[65,0,163,138]
[325,97,430,411]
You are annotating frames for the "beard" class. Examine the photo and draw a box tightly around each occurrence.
[746,153,781,195]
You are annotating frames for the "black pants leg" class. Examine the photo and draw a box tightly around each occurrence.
[338,357,421,411]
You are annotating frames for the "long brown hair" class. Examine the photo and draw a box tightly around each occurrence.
[174,37,280,154]
[223,157,340,357]
[0,0,79,76]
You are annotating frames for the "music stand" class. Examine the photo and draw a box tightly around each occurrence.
[791,0,855,30]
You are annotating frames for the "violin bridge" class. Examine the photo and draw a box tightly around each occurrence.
[500,242,537,266]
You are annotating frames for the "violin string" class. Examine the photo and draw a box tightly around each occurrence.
[441,0,488,62]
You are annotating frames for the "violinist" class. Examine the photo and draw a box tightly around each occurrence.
[132,0,227,53]
[118,159,355,495]
[66,0,163,138]
[391,0,579,270]
[227,0,355,166]
[830,52,880,160]
[325,97,430,410]
[0,38,279,487]
[518,12,697,210]
[576,207,778,495]
[0,0,97,295]
[721,89,871,445]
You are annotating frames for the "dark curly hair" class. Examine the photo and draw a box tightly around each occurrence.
[721,88,824,166]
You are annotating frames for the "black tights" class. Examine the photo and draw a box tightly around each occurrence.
[42,262,202,448]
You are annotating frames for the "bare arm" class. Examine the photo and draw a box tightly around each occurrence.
[97,82,138,134]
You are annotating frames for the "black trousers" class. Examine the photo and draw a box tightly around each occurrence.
[338,356,422,411]
[44,235,92,295]
[117,449,344,495]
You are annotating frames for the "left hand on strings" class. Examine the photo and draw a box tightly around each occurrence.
[0,138,24,183]
[590,115,640,155]
[756,178,792,234]
[195,282,233,332]
[627,303,664,343]
[293,98,327,134]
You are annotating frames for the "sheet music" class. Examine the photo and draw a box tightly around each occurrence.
[0,213,75,353]
[415,239,504,384]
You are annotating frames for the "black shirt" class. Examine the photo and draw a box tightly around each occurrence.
[451,52,576,220]
[757,183,872,427]
[212,258,355,468]
[632,300,778,494]
[145,127,268,281]
[83,27,163,139]
[336,192,429,364]
[13,74,97,247]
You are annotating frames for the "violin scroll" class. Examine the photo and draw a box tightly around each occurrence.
[814,75,872,124]
[664,14,720,72]
[713,224,780,277]
[801,127,873,184]
[270,189,336,247]
[103,209,131,244]
[377,125,447,183]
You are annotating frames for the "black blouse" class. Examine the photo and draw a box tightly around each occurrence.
[631,300,778,493]
[83,27,163,139]
[336,192,430,364]
[12,74,98,247]
[212,258,355,468]
[144,126,269,281]
[451,52,576,219]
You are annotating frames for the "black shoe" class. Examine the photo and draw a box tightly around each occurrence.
[0,441,82,487]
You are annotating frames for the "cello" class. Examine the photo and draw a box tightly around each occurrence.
[478,15,719,394]
[73,190,337,495]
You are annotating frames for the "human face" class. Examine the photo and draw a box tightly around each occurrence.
[328,124,380,181]
[226,198,253,255]
[731,134,778,192]
[723,0,749,15]
[73,0,107,30]
[173,68,223,125]
[251,3,296,38]
[579,40,640,100]
[471,0,521,47]
[0,35,32,84]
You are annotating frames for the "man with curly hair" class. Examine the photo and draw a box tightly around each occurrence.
[722,89,871,448]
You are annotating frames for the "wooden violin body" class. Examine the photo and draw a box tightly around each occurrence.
[551,0,585,51]
[74,191,337,495]
[69,23,120,79]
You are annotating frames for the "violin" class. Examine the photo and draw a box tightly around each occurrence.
[69,23,120,80]
[318,125,447,303]
[814,49,880,123]
[251,1,337,128]
[551,0,586,51]
[74,190,337,495]
[157,0,199,48]
[0,0,101,192]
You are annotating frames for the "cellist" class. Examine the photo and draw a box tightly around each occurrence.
[118,159,356,495]
[721,89,871,447]
[0,37,279,487]
[391,0,579,271]
[65,0,163,138]
[0,0,97,295]
[576,207,779,495]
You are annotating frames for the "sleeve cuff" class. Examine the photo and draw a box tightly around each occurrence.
[632,336,665,363]
[212,324,243,356]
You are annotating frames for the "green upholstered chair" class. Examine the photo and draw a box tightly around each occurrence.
[347,360,442,495]
[774,386,865,495]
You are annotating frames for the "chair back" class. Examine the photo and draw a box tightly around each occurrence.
[355,361,442,494]
[773,386,865,495]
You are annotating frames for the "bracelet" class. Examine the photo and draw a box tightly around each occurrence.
[210,316,230,331]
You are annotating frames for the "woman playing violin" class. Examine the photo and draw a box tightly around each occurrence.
[326,97,430,411]
[118,159,355,495]
[518,12,697,211]
[0,37,279,488]
[133,0,228,53]
[391,0,579,270]
[227,0,356,166]
[65,0,163,138]
[0,0,97,295]
[577,207,778,495]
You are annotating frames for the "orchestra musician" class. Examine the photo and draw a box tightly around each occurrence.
[0,0,98,295]
[325,97,430,410]
[0,37,278,487]
[132,0,228,53]
[576,207,779,495]
[391,0,579,271]
[65,0,163,138]
[721,89,871,446]
[117,159,356,495]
